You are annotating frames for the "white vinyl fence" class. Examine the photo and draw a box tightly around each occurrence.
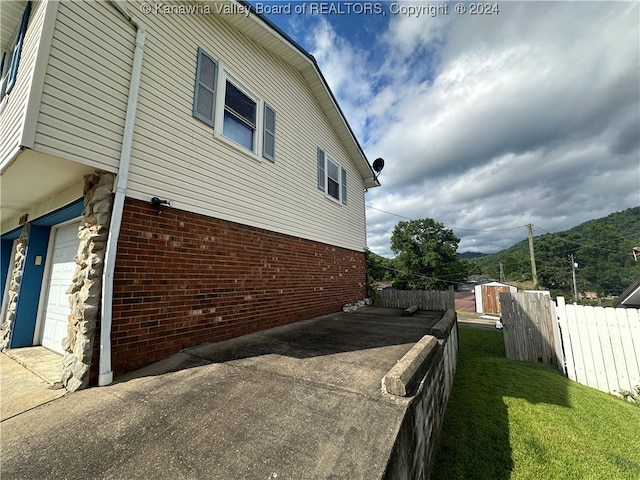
[555,297,640,395]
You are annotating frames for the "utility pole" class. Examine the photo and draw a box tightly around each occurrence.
[499,262,506,283]
[526,224,538,290]
[569,254,578,303]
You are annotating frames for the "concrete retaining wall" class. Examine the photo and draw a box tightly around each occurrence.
[383,309,458,480]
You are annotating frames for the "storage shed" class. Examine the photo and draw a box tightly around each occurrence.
[474,282,517,315]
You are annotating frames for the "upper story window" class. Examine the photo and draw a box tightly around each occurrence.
[192,48,276,162]
[317,148,347,205]
[0,1,32,101]
[223,81,256,151]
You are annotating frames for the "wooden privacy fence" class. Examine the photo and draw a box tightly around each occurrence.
[555,297,640,395]
[499,292,561,366]
[376,289,455,311]
[500,291,640,395]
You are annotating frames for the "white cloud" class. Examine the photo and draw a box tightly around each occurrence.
[303,17,376,140]
[297,2,640,257]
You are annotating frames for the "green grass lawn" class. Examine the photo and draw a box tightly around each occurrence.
[430,327,640,480]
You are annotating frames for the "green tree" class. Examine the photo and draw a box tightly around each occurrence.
[467,207,640,298]
[576,223,634,296]
[365,249,395,283]
[535,232,580,292]
[390,218,468,290]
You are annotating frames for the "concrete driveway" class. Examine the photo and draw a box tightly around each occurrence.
[1,352,66,421]
[1,307,445,480]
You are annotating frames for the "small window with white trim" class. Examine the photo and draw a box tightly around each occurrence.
[317,148,347,204]
[192,49,277,162]
[223,80,257,151]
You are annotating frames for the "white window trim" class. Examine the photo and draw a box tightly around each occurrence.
[192,51,276,164]
[214,67,264,162]
[320,151,347,205]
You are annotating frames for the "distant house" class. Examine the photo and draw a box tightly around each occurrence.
[579,291,599,300]
[1,0,380,390]
[374,281,393,291]
[613,277,640,308]
[457,275,496,292]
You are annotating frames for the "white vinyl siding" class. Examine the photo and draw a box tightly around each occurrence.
[31,1,133,171]
[193,55,276,161]
[317,148,348,205]
[23,2,365,251]
[0,0,44,169]
[125,7,366,251]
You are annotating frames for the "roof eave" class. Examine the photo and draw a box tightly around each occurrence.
[226,0,380,188]
[613,277,640,308]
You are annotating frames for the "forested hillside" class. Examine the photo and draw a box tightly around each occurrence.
[467,207,640,297]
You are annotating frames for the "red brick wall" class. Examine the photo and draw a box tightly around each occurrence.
[107,198,366,376]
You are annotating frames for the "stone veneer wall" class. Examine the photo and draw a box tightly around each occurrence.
[61,171,114,391]
[0,226,30,349]
[107,198,367,377]
[383,314,459,480]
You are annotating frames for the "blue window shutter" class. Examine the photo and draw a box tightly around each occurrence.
[341,167,347,204]
[317,148,325,190]
[192,48,217,126]
[263,104,276,162]
[5,1,32,96]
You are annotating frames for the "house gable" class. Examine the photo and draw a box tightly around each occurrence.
[0,0,378,388]
[224,0,379,188]
[120,0,373,252]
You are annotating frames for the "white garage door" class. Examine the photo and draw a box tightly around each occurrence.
[41,222,81,354]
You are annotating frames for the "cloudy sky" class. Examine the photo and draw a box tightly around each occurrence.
[255,1,640,256]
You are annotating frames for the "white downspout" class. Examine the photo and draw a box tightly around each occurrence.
[99,1,145,386]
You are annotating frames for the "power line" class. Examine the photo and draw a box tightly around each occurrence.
[531,224,639,255]
[367,223,393,236]
[366,233,391,253]
[531,236,639,258]
[365,205,524,232]
[365,205,413,220]
[365,261,462,286]
[526,223,539,289]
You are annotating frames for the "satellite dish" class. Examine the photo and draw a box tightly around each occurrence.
[373,157,385,173]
